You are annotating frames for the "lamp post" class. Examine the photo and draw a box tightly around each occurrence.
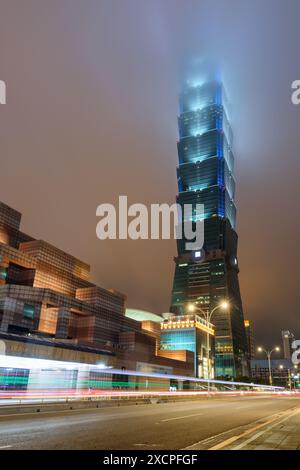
[257,346,280,386]
[187,300,230,392]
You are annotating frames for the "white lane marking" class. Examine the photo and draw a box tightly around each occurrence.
[0,445,12,449]
[0,395,290,420]
[209,406,300,450]
[183,405,300,450]
[232,407,300,450]
[0,403,223,421]
[158,412,203,423]
[184,422,259,449]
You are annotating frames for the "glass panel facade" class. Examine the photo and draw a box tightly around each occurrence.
[0,268,7,281]
[23,303,35,319]
[0,367,29,390]
[170,74,249,379]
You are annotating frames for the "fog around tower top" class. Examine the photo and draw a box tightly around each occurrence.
[0,0,299,346]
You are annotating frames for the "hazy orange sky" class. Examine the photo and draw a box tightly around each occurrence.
[0,0,299,346]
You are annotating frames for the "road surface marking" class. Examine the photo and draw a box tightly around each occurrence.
[158,412,203,423]
[184,422,258,449]
[0,445,12,449]
[232,407,300,450]
[209,406,300,450]
[183,405,300,450]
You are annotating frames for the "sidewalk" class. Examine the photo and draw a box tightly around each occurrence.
[185,404,300,450]
[236,411,300,450]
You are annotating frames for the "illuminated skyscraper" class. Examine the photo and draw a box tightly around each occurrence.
[170,71,249,378]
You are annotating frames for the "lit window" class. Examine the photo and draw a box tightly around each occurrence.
[23,304,35,320]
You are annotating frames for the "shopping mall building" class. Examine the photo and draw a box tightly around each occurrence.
[0,201,214,390]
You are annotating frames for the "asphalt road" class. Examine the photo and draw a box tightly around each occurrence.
[0,396,299,450]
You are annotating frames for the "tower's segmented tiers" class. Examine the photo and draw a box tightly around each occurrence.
[170,71,249,379]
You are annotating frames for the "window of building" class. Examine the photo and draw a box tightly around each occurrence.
[23,303,35,319]
[0,268,7,281]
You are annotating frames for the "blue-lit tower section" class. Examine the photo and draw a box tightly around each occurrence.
[170,79,249,379]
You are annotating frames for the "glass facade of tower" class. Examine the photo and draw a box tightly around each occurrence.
[171,79,249,379]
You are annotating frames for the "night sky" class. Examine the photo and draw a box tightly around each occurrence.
[0,0,299,348]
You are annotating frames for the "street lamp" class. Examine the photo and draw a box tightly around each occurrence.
[257,346,280,386]
[186,300,230,390]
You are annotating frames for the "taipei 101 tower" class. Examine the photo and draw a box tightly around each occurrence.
[170,65,249,379]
